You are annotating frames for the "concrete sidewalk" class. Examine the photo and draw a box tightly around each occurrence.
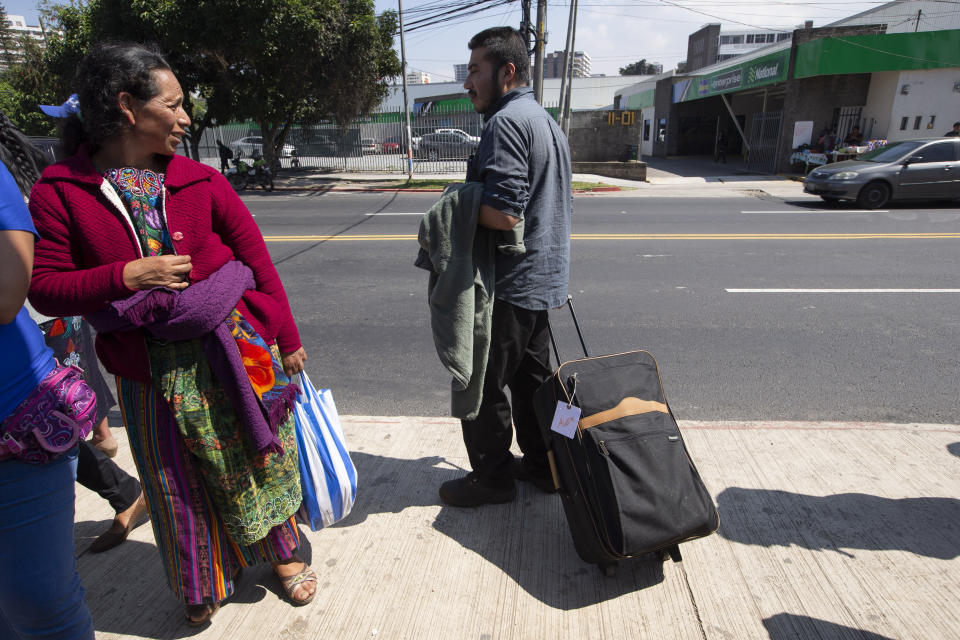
[77,415,960,639]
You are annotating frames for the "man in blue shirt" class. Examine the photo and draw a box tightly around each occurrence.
[439,27,572,507]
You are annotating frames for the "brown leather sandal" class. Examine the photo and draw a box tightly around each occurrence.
[277,565,317,606]
[184,603,219,627]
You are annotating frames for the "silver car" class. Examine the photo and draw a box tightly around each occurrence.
[229,135,296,158]
[803,138,960,208]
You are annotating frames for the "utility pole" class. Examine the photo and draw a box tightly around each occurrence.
[914,9,922,32]
[398,0,414,180]
[532,0,546,103]
[520,0,531,52]
[557,0,578,132]
[563,0,579,136]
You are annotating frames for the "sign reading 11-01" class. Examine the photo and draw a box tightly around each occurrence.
[607,111,637,126]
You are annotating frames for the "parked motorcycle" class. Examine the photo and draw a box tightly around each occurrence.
[225,156,274,191]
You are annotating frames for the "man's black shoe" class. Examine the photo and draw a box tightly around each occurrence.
[512,457,557,494]
[439,473,516,507]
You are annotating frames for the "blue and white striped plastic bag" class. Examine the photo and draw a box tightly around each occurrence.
[293,372,357,530]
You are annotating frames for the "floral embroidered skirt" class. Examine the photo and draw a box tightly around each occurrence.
[116,338,302,605]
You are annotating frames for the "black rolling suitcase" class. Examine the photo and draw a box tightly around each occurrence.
[533,298,719,575]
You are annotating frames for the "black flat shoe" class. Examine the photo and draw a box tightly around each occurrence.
[439,473,516,507]
[88,499,149,553]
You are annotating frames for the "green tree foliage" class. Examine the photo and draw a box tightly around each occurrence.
[6,0,401,166]
[618,59,661,76]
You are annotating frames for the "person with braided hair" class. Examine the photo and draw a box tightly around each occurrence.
[0,112,95,639]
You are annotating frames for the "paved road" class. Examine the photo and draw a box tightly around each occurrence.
[242,190,960,423]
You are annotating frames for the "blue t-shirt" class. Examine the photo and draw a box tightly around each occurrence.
[0,162,55,421]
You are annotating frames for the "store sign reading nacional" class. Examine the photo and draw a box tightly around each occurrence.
[676,49,789,102]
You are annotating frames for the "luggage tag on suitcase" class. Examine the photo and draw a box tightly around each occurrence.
[550,402,580,438]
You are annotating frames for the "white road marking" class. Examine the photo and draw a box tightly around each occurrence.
[740,209,889,214]
[365,212,424,216]
[726,288,960,293]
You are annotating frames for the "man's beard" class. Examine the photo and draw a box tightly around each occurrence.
[486,71,505,112]
[473,70,504,114]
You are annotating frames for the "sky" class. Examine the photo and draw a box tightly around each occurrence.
[6,0,898,80]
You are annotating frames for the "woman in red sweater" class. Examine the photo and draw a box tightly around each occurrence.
[29,43,315,626]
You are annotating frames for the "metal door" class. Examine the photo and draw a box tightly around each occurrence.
[746,111,782,174]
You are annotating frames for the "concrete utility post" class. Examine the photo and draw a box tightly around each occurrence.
[520,0,531,51]
[557,0,578,133]
[398,0,414,180]
[532,0,546,103]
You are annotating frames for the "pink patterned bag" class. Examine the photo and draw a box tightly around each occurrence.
[0,364,96,464]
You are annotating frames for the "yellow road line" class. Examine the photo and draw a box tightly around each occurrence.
[264,232,960,242]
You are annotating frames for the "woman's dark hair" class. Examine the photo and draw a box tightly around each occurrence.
[62,42,172,156]
[468,27,530,86]
[0,111,48,196]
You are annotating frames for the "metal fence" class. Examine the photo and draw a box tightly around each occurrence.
[186,103,561,175]
[186,107,491,175]
[746,110,782,174]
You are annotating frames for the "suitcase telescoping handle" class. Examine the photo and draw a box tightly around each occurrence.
[547,295,590,364]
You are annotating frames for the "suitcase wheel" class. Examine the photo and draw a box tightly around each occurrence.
[599,562,617,577]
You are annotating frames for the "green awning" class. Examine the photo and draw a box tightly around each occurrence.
[674,49,790,102]
[794,29,960,78]
[624,88,655,109]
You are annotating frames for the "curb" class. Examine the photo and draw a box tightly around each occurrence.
[272,186,444,193]
[271,185,624,194]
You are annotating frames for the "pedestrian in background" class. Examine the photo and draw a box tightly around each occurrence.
[28,42,313,626]
[945,122,960,137]
[0,112,95,640]
[439,26,572,507]
[217,139,233,172]
[715,131,727,163]
[844,126,863,146]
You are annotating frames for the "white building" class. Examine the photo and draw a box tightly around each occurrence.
[453,64,468,83]
[827,0,960,142]
[828,0,960,32]
[716,29,792,62]
[5,14,45,40]
[380,75,650,111]
[1,14,47,67]
[406,71,431,85]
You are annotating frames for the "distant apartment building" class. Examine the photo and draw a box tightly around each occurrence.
[453,63,468,83]
[544,50,591,79]
[1,14,48,67]
[406,71,431,85]
[685,23,792,72]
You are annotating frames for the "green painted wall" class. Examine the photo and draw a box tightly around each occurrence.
[794,29,960,78]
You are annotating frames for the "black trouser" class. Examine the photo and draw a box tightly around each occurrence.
[460,299,553,486]
[76,440,141,514]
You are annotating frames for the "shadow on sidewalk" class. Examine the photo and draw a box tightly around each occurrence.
[77,536,283,639]
[715,488,960,559]
[643,154,755,178]
[340,451,667,610]
[948,442,960,458]
[763,613,896,640]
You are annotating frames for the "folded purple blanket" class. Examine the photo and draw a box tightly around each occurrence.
[87,260,294,454]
